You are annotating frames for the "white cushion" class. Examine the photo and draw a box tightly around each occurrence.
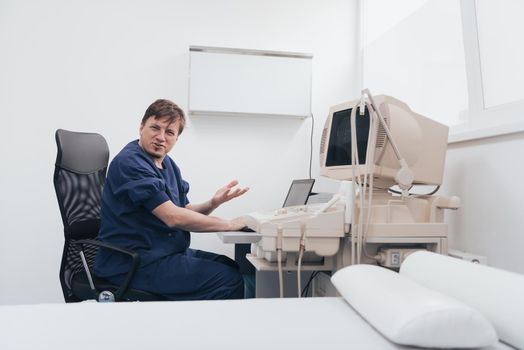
[331,264,497,348]
[401,251,524,350]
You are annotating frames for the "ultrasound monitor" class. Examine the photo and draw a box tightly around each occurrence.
[319,95,449,188]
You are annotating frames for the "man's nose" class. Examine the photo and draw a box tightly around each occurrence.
[156,131,166,141]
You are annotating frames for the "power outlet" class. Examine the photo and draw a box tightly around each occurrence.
[448,249,488,265]
[377,248,425,268]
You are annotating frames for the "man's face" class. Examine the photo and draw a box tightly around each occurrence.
[139,116,180,161]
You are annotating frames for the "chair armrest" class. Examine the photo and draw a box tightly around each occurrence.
[73,239,140,301]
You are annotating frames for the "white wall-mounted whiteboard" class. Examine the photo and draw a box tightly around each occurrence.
[189,46,312,118]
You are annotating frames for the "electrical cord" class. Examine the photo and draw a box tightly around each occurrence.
[350,103,359,265]
[361,101,378,261]
[297,245,304,297]
[277,248,283,298]
[309,113,315,179]
[388,185,441,197]
[277,226,284,298]
[297,222,306,298]
[350,102,365,264]
[349,100,386,262]
[296,113,314,295]
[301,271,321,297]
[298,113,314,296]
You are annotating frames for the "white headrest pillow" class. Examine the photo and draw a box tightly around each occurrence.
[331,264,497,348]
[401,251,524,349]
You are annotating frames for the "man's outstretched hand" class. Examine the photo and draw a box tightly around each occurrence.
[211,180,249,208]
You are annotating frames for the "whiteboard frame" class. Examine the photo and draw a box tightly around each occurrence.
[188,46,313,119]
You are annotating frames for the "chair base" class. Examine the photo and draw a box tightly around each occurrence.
[71,272,168,302]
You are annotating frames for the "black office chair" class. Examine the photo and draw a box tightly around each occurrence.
[53,129,167,302]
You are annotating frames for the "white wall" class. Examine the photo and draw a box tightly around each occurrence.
[442,133,524,275]
[0,0,358,304]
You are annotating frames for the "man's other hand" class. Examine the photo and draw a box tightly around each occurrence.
[211,180,249,207]
[228,217,248,231]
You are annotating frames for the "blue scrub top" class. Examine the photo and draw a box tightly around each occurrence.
[94,140,190,277]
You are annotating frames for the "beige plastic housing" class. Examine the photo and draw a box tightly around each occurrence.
[355,192,460,236]
[243,203,345,260]
[319,95,449,188]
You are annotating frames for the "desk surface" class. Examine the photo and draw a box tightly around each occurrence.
[215,231,261,244]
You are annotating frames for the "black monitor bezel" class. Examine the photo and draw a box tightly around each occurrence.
[282,178,315,208]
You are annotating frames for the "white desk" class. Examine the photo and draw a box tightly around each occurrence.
[214,231,260,244]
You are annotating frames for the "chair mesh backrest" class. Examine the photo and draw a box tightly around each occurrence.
[54,170,106,235]
[53,129,109,302]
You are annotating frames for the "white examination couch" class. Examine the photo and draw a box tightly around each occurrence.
[1,251,522,350]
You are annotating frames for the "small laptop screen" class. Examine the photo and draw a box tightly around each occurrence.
[282,179,315,207]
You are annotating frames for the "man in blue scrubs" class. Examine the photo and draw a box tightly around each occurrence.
[95,99,249,300]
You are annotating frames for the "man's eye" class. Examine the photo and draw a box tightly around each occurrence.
[151,125,159,130]
[167,131,175,136]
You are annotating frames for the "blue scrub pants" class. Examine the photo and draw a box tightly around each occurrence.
[111,249,244,300]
